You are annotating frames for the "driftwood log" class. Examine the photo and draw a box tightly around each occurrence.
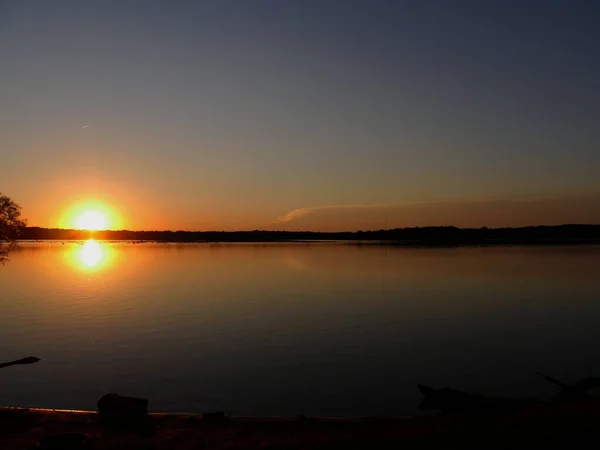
[0,356,40,369]
[418,373,600,416]
[537,372,600,397]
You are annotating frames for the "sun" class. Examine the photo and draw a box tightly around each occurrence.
[75,211,106,231]
[60,199,122,230]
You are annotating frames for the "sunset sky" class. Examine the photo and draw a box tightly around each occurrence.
[2,0,599,231]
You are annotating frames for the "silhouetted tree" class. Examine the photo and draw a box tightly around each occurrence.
[0,193,26,263]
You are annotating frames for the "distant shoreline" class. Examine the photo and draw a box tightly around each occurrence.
[16,239,600,247]
[17,224,600,247]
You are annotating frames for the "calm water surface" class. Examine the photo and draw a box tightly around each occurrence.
[1,242,600,416]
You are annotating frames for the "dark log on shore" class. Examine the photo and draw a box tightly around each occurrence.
[97,394,148,417]
[417,384,541,416]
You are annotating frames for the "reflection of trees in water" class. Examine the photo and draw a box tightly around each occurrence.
[0,241,18,264]
[1,244,11,264]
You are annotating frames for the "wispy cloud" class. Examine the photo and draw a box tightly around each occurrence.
[271,199,466,224]
[269,193,600,229]
[273,203,385,223]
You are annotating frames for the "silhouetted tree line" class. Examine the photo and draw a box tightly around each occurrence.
[20,225,600,245]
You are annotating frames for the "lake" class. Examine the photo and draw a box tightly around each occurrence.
[1,241,600,417]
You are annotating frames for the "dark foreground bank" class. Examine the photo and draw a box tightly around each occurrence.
[2,403,600,450]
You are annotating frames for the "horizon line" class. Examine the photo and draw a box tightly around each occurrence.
[22,223,600,234]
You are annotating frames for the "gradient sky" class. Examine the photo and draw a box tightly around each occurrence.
[2,0,599,231]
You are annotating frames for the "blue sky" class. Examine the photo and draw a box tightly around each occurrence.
[2,0,599,230]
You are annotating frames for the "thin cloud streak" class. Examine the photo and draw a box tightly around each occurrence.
[270,193,600,229]
[273,204,386,223]
[272,198,503,224]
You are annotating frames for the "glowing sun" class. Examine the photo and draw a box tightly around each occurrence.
[75,211,106,231]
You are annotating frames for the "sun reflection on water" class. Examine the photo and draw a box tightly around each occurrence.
[81,240,102,267]
[68,240,114,272]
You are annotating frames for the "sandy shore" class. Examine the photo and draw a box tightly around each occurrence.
[2,403,600,449]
